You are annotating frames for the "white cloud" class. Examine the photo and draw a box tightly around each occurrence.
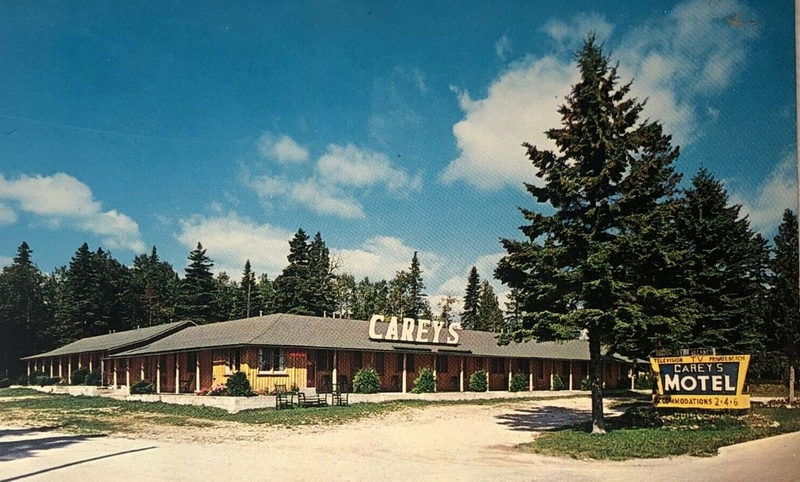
[436,252,506,296]
[495,35,512,60]
[542,12,614,50]
[245,143,421,219]
[442,0,757,191]
[440,56,578,190]
[176,211,295,276]
[731,153,797,234]
[0,203,17,225]
[258,132,309,163]
[334,236,444,282]
[0,255,11,267]
[290,178,366,219]
[0,173,145,252]
[317,144,422,193]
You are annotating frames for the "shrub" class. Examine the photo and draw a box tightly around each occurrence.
[28,370,46,386]
[35,375,60,386]
[0,378,11,389]
[84,370,102,386]
[353,367,381,394]
[552,374,564,390]
[634,373,655,390]
[16,374,28,386]
[411,367,436,393]
[509,373,528,392]
[71,368,89,385]
[580,377,592,391]
[130,380,155,394]
[226,371,254,397]
[469,370,488,392]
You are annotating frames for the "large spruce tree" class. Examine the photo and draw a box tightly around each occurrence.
[237,259,257,318]
[55,243,103,342]
[769,209,799,402]
[496,37,685,433]
[461,266,481,330]
[177,242,217,323]
[677,169,769,357]
[0,242,50,377]
[130,246,179,326]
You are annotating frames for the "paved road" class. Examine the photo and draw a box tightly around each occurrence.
[1,405,799,481]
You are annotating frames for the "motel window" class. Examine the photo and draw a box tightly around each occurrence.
[395,354,404,373]
[436,356,448,374]
[406,354,415,373]
[375,353,385,375]
[258,348,285,373]
[562,361,571,376]
[491,358,504,374]
[537,360,544,379]
[225,349,241,375]
[353,351,363,370]
[317,350,334,371]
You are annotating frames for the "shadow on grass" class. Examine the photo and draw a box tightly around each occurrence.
[495,405,593,432]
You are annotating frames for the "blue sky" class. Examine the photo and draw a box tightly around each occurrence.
[0,0,795,310]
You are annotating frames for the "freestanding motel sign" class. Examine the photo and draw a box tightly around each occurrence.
[650,354,751,410]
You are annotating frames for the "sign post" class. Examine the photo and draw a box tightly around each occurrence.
[650,354,750,410]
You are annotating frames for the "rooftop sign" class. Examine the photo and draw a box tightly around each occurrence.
[368,314,461,345]
[650,354,750,410]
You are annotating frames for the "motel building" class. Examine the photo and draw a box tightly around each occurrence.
[21,314,630,395]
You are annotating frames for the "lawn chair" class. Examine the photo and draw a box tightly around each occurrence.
[275,384,293,410]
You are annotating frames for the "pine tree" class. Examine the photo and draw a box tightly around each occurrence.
[256,273,274,316]
[237,260,257,318]
[677,169,769,357]
[0,242,50,377]
[496,37,685,433]
[407,252,427,319]
[477,281,504,332]
[333,273,357,317]
[273,229,312,315]
[461,266,481,330]
[55,243,103,342]
[213,271,238,322]
[94,247,134,333]
[177,242,217,323]
[308,232,336,316]
[130,246,180,326]
[438,295,457,327]
[770,209,799,402]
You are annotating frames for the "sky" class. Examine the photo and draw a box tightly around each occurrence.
[0,0,795,312]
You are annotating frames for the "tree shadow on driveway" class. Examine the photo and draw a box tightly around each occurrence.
[0,429,103,462]
[495,405,592,432]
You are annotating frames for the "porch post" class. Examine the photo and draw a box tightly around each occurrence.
[140,359,145,382]
[156,357,161,394]
[175,354,180,394]
[402,353,407,393]
[50,358,54,377]
[485,359,489,389]
[196,354,201,393]
[569,362,573,390]
[59,357,63,379]
[77,355,81,369]
[432,355,437,393]
[459,356,464,392]
[529,359,534,391]
[508,359,513,391]
[27,360,30,377]
[630,368,635,390]
[100,358,104,386]
[67,358,72,383]
[113,359,118,387]
[550,360,554,390]
[89,356,93,372]
[332,350,338,391]
[126,360,130,387]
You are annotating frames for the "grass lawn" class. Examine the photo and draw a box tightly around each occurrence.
[0,387,555,434]
[522,403,800,460]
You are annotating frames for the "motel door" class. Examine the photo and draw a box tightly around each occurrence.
[306,351,316,388]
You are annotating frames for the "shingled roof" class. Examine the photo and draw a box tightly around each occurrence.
[21,320,195,360]
[110,314,594,360]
